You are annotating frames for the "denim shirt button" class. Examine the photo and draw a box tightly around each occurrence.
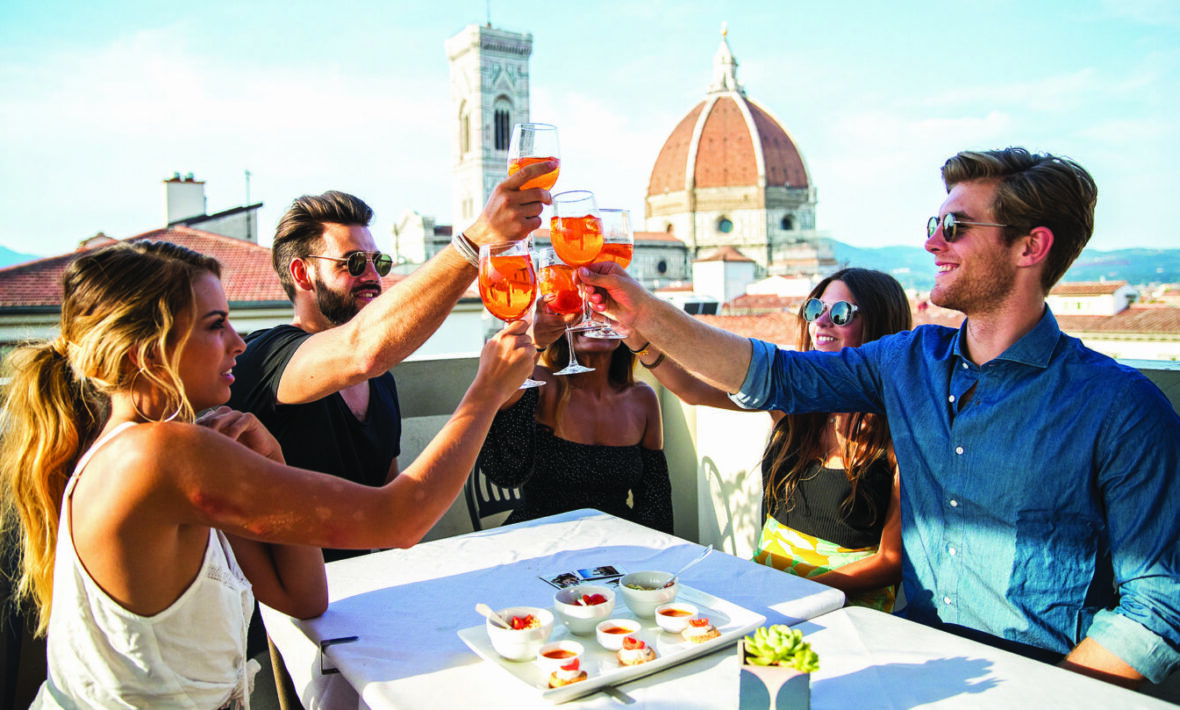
[949,499,958,507]
[961,362,968,369]
[955,446,964,455]
[948,546,957,556]
[948,395,956,403]
[943,596,953,605]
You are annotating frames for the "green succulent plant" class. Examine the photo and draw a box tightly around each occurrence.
[742,625,820,673]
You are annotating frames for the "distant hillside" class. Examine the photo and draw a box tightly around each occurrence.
[829,241,1180,292]
[0,246,42,269]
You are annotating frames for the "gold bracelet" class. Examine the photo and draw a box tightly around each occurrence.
[640,352,665,370]
[628,340,651,357]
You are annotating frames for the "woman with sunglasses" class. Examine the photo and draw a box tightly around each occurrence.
[475,300,673,533]
[1,241,534,708]
[625,268,912,610]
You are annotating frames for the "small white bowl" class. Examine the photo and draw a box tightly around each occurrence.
[654,601,699,633]
[595,618,641,651]
[618,571,678,618]
[486,606,554,661]
[553,584,616,635]
[535,639,584,673]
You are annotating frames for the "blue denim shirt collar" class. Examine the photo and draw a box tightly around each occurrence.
[952,305,1061,370]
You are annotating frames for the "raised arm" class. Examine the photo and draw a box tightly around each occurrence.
[621,332,746,411]
[580,263,752,394]
[132,321,535,554]
[277,161,555,404]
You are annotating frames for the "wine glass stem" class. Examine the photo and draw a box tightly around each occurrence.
[565,328,582,369]
[578,270,595,328]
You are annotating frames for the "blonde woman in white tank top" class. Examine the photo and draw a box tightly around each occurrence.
[1,242,535,707]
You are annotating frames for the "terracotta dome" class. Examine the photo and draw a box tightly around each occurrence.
[647,32,810,196]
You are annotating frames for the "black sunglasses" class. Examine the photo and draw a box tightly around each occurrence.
[802,298,859,326]
[306,251,393,277]
[927,213,1011,242]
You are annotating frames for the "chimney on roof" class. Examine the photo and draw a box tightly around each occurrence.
[164,173,207,225]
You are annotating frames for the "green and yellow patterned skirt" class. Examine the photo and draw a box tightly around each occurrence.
[752,515,895,612]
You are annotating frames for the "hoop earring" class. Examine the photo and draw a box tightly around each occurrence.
[129,369,184,423]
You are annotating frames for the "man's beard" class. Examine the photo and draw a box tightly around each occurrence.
[929,250,1016,316]
[313,277,380,327]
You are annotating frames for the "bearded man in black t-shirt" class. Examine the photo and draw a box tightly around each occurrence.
[228,162,554,562]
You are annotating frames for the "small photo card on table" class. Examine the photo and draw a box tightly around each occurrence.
[540,565,626,589]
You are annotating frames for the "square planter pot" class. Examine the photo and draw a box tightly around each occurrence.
[738,640,811,710]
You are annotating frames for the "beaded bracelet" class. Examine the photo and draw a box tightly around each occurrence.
[640,352,665,370]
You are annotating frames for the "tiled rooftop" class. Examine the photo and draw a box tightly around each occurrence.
[695,311,801,347]
[1050,281,1128,296]
[695,246,753,263]
[0,227,405,308]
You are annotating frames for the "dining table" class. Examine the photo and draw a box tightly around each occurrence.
[795,606,1175,709]
[262,508,1171,709]
[260,508,845,709]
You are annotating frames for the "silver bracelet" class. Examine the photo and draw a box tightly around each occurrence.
[451,231,480,268]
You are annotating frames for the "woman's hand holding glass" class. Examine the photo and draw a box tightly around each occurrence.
[584,208,633,339]
[473,319,537,402]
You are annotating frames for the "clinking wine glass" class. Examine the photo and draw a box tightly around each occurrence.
[583,208,633,339]
[549,190,604,332]
[508,123,560,191]
[478,241,545,389]
[534,247,594,376]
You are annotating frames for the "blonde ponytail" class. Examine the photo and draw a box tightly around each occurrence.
[0,240,220,636]
[0,342,104,635]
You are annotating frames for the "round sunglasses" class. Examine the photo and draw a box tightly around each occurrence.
[927,213,1011,242]
[802,298,859,327]
[306,250,393,277]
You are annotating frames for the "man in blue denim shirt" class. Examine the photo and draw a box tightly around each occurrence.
[580,148,1180,688]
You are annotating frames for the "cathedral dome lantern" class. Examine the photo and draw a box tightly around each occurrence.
[645,26,824,274]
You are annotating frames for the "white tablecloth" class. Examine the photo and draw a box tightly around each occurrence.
[261,508,845,709]
[799,607,1172,709]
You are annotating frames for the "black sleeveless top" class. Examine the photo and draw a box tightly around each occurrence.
[761,448,893,549]
[479,387,673,533]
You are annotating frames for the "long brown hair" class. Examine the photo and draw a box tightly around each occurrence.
[0,240,220,635]
[762,268,912,523]
[539,335,636,431]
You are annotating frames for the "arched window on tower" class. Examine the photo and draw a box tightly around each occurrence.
[459,101,471,155]
[494,110,509,150]
[493,96,513,151]
[781,214,794,231]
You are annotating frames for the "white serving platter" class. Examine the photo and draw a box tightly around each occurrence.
[457,584,766,704]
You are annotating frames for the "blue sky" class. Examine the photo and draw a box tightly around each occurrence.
[1,0,1177,258]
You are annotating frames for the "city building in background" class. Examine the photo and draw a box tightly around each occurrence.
[645,26,829,278]
[163,172,262,244]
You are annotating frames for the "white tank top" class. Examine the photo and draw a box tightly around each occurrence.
[33,421,258,709]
